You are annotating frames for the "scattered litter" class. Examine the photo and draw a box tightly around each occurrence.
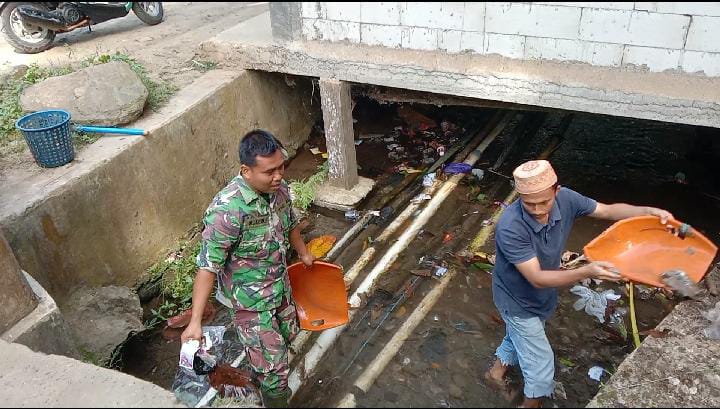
[452,321,468,332]
[397,105,438,130]
[442,233,453,244]
[321,153,328,159]
[433,315,440,321]
[434,266,449,278]
[443,162,472,175]
[472,262,494,272]
[345,210,360,221]
[703,301,720,340]
[384,137,396,142]
[675,171,688,184]
[423,172,437,187]
[588,366,606,382]
[570,286,621,323]
[552,381,567,400]
[437,146,446,156]
[411,193,432,204]
[354,140,363,146]
[405,168,423,174]
[309,147,322,155]
[307,235,338,259]
[402,357,411,365]
[462,210,481,217]
[482,219,494,227]
[494,201,509,209]
[179,340,200,370]
[662,270,701,298]
[472,168,485,181]
[411,269,433,277]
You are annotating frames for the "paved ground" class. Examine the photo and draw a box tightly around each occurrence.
[0,2,269,88]
[0,339,183,407]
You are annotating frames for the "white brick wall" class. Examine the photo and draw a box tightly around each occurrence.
[485,33,525,59]
[299,2,720,77]
[623,46,682,72]
[625,12,690,49]
[634,2,720,17]
[303,19,360,43]
[360,2,402,25]
[683,51,720,77]
[463,3,486,32]
[439,30,463,53]
[485,3,582,39]
[360,24,404,48]
[525,37,624,66]
[325,2,361,22]
[402,27,438,51]
[460,31,484,52]
[401,2,464,30]
[686,17,720,53]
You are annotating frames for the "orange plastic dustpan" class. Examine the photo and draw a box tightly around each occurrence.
[584,216,717,288]
[288,261,349,331]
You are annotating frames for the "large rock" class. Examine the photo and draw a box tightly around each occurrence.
[20,61,148,126]
[62,286,144,363]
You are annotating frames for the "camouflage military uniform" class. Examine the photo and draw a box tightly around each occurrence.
[196,175,299,397]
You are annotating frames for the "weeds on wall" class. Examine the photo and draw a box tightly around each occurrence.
[0,52,177,158]
[289,161,329,210]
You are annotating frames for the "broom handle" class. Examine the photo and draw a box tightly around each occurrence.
[75,125,148,136]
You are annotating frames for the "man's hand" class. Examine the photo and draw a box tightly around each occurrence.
[645,207,674,225]
[181,322,203,344]
[582,261,622,282]
[300,252,315,268]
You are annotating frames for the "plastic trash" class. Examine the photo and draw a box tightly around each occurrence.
[423,172,437,187]
[588,366,605,381]
[345,210,360,221]
[662,269,701,298]
[703,301,720,340]
[570,286,621,323]
[471,168,485,181]
[411,193,432,204]
[443,162,472,175]
[434,266,448,277]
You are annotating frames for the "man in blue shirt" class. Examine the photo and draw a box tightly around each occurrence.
[485,160,672,408]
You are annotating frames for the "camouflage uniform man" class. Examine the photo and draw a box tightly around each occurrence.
[181,130,314,408]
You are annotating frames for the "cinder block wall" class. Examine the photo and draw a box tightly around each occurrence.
[300,2,720,76]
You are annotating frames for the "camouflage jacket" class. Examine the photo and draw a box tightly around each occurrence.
[196,175,298,311]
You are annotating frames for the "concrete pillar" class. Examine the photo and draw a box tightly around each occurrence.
[0,230,37,334]
[319,78,359,190]
[269,2,303,44]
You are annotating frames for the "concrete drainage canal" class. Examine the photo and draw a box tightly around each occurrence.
[93,93,720,408]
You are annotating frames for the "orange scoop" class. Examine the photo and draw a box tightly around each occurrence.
[288,261,349,331]
[584,216,718,288]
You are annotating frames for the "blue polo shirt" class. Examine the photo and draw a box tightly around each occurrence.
[492,187,597,320]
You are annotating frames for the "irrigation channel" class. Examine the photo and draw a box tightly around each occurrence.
[122,98,720,408]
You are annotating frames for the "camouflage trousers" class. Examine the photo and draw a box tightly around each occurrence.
[232,294,299,397]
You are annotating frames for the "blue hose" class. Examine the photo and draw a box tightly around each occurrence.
[75,125,148,136]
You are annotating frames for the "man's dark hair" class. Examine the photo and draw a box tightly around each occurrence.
[239,129,284,166]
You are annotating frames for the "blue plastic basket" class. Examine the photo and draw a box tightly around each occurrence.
[16,109,74,168]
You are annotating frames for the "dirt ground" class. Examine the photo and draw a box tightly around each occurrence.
[0,2,268,175]
[0,2,267,87]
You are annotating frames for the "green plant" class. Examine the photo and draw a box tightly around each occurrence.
[289,161,329,210]
[191,59,218,72]
[144,240,204,328]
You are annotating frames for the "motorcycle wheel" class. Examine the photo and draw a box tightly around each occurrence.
[132,2,163,26]
[1,2,56,54]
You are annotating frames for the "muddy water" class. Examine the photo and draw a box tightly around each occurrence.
[293,107,720,408]
[121,100,720,408]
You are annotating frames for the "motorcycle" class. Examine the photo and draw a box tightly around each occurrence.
[0,2,163,54]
